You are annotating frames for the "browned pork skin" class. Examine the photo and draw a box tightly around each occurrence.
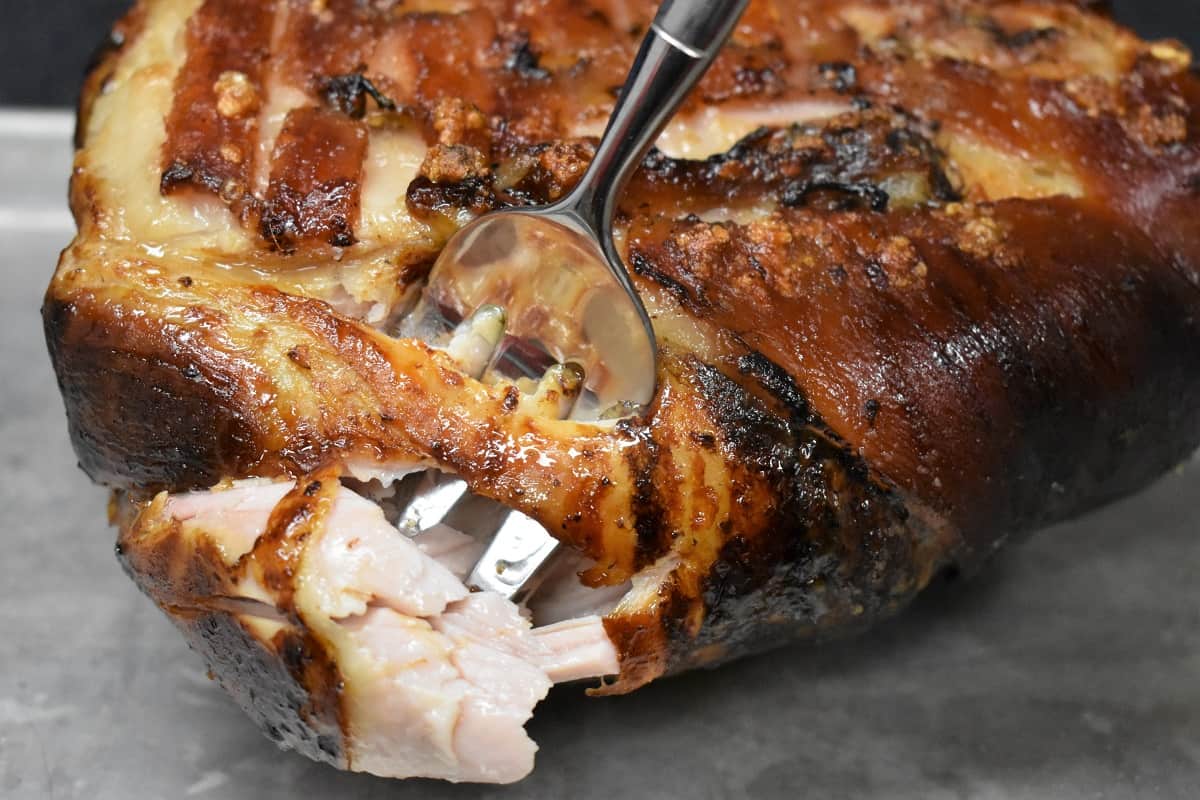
[45,0,1200,784]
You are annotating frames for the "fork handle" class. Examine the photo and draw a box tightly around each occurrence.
[561,0,750,235]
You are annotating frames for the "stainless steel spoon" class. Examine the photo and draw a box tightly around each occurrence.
[401,0,750,601]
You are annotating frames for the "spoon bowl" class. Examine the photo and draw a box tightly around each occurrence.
[404,210,657,420]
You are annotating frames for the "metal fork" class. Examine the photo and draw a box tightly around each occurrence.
[401,0,750,602]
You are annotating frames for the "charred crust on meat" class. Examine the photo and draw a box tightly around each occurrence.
[249,472,339,607]
[43,297,255,490]
[505,34,550,80]
[259,107,368,250]
[864,399,881,426]
[414,112,957,225]
[817,61,858,94]
[261,184,360,251]
[407,175,497,223]
[158,0,273,204]
[604,355,916,682]
[116,487,349,766]
[502,385,521,412]
[160,162,199,193]
[629,444,665,567]
[197,612,345,768]
[321,71,397,119]
[782,179,891,212]
[628,251,692,305]
[735,352,811,421]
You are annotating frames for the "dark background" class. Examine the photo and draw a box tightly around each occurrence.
[0,1,1197,107]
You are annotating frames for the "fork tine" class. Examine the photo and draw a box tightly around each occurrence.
[464,364,585,599]
[394,472,471,535]
[393,313,580,601]
[466,513,561,602]
[395,307,506,536]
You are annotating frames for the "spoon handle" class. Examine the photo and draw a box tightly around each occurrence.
[562,0,750,232]
[652,0,752,58]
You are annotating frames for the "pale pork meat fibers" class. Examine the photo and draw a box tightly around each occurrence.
[123,477,614,781]
[44,0,1200,785]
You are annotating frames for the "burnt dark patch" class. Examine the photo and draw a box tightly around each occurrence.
[628,426,667,568]
[406,176,497,222]
[783,179,890,212]
[928,160,962,203]
[629,251,694,305]
[261,183,359,251]
[114,518,347,772]
[817,61,858,94]
[677,358,916,669]
[161,162,202,193]
[885,127,923,154]
[633,113,959,219]
[505,35,551,80]
[703,534,760,610]
[864,399,881,425]
[502,385,521,412]
[42,295,269,492]
[736,352,811,421]
[695,360,810,472]
[320,71,397,119]
[864,260,890,289]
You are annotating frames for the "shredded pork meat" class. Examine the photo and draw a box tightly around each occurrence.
[123,478,617,782]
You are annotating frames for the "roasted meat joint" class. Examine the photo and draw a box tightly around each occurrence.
[42,0,1200,785]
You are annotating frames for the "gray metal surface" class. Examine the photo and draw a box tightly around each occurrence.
[2,111,1198,799]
